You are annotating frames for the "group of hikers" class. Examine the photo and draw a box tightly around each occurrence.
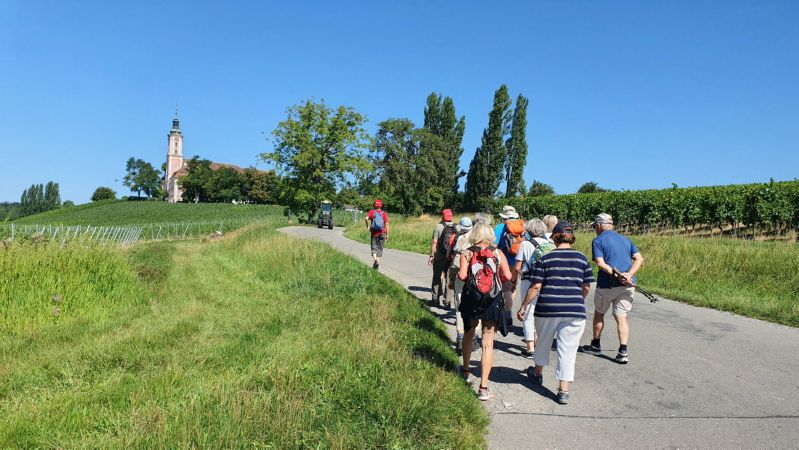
[365,199,644,405]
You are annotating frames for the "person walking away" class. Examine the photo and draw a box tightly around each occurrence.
[429,209,458,306]
[542,215,558,241]
[583,213,644,364]
[365,199,389,269]
[449,217,473,354]
[494,205,526,327]
[518,221,594,405]
[514,218,555,358]
[458,222,512,400]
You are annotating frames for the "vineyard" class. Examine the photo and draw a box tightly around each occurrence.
[3,201,287,245]
[12,200,285,226]
[513,179,799,238]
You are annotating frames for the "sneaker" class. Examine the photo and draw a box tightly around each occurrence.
[581,344,601,355]
[477,386,494,401]
[520,349,534,359]
[459,366,471,382]
[456,335,463,355]
[527,366,543,385]
[372,261,379,269]
[615,350,629,364]
[556,390,570,405]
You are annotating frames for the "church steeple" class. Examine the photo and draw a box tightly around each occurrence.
[172,104,180,131]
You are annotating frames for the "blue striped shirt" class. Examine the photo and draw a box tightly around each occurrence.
[531,249,595,319]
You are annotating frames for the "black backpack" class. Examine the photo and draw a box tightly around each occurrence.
[436,223,459,259]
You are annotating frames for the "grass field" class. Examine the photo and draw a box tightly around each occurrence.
[346,215,799,327]
[1,215,488,447]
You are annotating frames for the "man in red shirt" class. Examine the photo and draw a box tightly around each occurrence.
[365,199,389,269]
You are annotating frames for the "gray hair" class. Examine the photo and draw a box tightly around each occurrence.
[542,214,558,232]
[468,222,496,246]
[525,218,547,238]
[473,212,493,226]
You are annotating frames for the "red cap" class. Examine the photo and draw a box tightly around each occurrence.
[442,209,453,221]
[374,199,383,208]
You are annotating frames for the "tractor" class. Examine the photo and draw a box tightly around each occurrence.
[317,200,334,229]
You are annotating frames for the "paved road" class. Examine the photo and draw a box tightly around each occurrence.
[281,226,799,449]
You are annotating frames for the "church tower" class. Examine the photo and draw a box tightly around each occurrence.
[164,110,185,202]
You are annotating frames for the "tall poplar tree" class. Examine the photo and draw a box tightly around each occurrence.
[504,94,528,198]
[464,84,512,210]
[419,93,466,210]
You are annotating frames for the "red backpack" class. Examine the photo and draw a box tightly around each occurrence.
[465,246,502,299]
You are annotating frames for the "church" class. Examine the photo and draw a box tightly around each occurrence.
[162,113,245,203]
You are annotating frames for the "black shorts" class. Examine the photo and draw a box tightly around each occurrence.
[370,234,385,256]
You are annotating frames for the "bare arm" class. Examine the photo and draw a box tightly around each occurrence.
[517,282,541,320]
[627,252,644,277]
[458,251,470,280]
[497,252,512,282]
[582,283,591,298]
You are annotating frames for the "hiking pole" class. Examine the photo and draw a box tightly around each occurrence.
[612,268,660,303]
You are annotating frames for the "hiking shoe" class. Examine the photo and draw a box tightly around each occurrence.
[581,344,601,355]
[456,335,463,355]
[372,261,379,270]
[615,350,629,364]
[520,349,534,359]
[477,386,494,401]
[556,390,570,405]
[527,366,543,385]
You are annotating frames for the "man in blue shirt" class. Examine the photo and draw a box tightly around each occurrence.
[583,213,644,364]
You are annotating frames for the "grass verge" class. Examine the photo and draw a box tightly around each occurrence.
[345,215,799,327]
[1,224,487,448]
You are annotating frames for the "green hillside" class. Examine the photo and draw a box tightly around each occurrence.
[13,200,284,226]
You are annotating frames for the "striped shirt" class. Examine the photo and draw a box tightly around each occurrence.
[531,249,595,319]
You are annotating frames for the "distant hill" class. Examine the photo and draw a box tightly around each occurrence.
[13,200,284,226]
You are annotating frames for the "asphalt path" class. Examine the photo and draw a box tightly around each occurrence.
[280,226,799,449]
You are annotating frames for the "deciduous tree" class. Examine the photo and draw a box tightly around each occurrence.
[91,186,116,202]
[261,99,370,220]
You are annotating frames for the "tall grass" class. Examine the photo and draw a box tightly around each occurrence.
[346,215,799,327]
[0,224,488,447]
[0,241,143,334]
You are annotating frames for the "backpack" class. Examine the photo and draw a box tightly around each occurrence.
[531,237,556,261]
[436,223,459,260]
[499,219,526,256]
[464,246,502,300]
[370,210,385,232]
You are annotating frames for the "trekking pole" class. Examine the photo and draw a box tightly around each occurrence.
[612,268,660,303]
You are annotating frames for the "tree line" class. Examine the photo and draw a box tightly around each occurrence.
[261,85,613,219]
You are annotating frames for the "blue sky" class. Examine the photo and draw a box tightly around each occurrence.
[1,1,797,203]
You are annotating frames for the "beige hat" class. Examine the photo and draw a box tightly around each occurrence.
[499,205,519,219]
[592,213,613,226]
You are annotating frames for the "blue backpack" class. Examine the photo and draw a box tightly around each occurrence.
[370,210,385,232]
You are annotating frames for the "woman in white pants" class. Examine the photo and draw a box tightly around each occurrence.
[517,221,594,405]
[513,218,551,358]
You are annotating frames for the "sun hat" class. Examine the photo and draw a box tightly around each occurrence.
[552,221,574,235]
[592,213,613,226]
[459,217,473,229]
[498,205,519,219]
[374,199,383,208]
[442,209,454,221]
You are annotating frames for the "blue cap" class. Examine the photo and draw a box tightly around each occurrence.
[552,221,574,234]
[459,217,473,229]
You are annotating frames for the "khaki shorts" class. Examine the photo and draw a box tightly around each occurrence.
[594,286,634,316]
